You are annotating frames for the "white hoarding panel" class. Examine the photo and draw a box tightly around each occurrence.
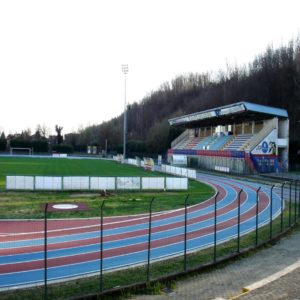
[166,165,171,174]
[175,167,182,176]
[181,168,188,177]
[142,177,165,190]
[52,153,68,158]
[23,176,34,190]
[166,177,188,190]
[128,158,137,166]
[6,176,17,190]
[35,176,62,190]
[170,166,176,175]
[6,176,34,190]
[63,177,90,190]
[117,177,140,190]
[90,177,116,190]
[187,169,196,179]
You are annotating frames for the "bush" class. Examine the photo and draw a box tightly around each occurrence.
[52,144,74,154]
[10,139,48,153]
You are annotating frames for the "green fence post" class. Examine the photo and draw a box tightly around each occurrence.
[237,189,243,253]
[147,198,155,282]
[184,194,190,272]
[270,185,275,239]
[298,179,300,218]
[256,187,261,246]
[100,200,105,292]
[289,181,292,227]
[281,182,285,233]
[214,191,219,262]
[44,203,48,300]
[294,180,297,224]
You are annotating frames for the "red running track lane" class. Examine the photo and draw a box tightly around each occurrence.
[0,190,270,274]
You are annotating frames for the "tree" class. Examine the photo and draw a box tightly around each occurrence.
[0,132,6,151]
[55,125,63,144]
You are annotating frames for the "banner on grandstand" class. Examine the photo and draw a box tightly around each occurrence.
[251,129,278,155]
[172,155,187,166]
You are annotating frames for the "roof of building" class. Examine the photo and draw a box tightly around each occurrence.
[168,101,288,127]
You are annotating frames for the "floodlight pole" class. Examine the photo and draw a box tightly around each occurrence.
[122,64,128,161]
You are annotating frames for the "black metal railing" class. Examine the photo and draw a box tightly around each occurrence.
[1,180,299,300]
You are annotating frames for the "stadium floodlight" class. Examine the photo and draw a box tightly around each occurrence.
[122,64,128,161]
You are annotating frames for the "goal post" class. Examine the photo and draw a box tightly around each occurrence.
[10,147,34,156]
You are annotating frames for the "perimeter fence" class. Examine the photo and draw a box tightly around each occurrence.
[0,180,299,300]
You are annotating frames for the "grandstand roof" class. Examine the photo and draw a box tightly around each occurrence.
[168,101,288,127]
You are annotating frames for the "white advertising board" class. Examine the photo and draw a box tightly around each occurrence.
[117,177,140,190]
[181,168,188,177]
[142,177,165,190]
[6,176,34,190]
[166,177,188,190]
[215,166,230,173]
[187,169,196,179]
[63,177,90,190]
[90,177,116,190]
[52,153,68,158]
[35,176,62,190]
[166,165,171,174]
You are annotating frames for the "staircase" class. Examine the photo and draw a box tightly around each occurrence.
[223,134,253,151]
[243,118,278,152]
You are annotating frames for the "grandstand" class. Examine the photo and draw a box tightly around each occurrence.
[168,102,289,174]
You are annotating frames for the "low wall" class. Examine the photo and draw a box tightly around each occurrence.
[6,176,188,191]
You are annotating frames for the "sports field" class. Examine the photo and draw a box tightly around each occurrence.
[0,157,158,188]
[0,156,214,218]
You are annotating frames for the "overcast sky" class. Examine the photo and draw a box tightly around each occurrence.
[0,0,299,136]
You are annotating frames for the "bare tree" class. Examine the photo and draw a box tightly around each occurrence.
[55,125,63,144]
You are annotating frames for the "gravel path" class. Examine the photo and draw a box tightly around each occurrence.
[131,226,300,300]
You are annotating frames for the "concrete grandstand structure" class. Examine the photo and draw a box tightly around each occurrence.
[168,102,289,174]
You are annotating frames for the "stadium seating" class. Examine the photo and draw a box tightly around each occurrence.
[185,137,203,149]
[209,135,233,150]
[193,136,217,150]
[223,134,253,151]
[174,138,191,149]
[173,133,254,152]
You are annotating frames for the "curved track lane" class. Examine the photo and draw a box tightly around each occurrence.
[0,173,282,290]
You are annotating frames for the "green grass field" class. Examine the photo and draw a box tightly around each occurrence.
[0,157,159,188]
[0,156,214,218]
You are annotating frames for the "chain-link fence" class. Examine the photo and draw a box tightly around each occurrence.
[0,179,299,300]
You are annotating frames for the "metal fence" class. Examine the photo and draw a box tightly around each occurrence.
[0,180,299,300]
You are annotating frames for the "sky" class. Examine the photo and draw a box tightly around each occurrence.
[0,0,300,136]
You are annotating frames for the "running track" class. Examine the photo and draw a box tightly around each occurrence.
[0,173,282,290]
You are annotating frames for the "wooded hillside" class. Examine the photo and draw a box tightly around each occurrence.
[66,38,300,156]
